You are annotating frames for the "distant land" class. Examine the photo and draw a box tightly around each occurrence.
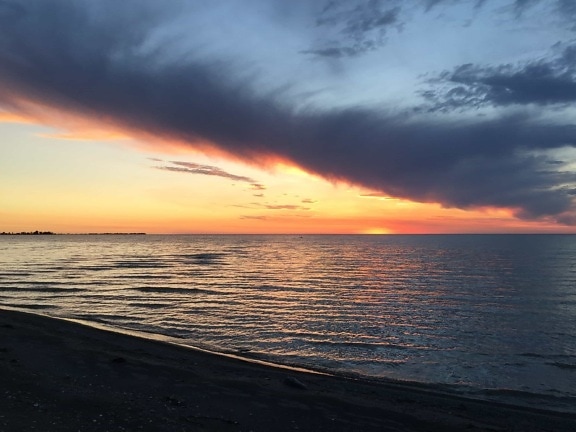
[0,231,146,235]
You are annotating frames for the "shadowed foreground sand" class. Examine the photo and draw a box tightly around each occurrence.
[1,308,575,432]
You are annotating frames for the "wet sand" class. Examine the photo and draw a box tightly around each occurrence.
[1,308,574,431]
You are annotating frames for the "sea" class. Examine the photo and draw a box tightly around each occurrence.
[1,234,575,413]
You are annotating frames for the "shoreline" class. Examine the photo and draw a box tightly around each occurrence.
[6,306,574,415]
[1,308,575,431]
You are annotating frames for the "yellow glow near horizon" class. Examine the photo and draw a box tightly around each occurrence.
[361,228,393,234]
[2,113,576,234]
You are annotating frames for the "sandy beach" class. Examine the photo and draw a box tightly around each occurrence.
[1,308,574,432]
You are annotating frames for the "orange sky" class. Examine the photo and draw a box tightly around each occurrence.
[1,112,575,234]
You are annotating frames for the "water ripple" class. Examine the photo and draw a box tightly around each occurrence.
[1,234,575,412]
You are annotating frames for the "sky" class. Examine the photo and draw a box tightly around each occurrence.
[1,0,576,234]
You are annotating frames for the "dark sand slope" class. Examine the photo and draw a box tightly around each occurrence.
[1,309,574,432]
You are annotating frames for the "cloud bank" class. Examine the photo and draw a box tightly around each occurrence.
[1,0,575,224]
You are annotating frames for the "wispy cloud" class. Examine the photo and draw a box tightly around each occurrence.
[157,160,257,183]
[240,215,269,220]
[233,202,311,211]
[304,1,401,58]
[264,204,310,210]
[249,183,267,191]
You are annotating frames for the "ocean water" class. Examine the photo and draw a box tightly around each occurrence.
[1,234,575,412]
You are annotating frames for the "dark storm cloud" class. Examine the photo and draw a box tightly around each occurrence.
[1,0,576,223]
[422,43,576,111]
[289,110,576,219]
[157,161,257,183]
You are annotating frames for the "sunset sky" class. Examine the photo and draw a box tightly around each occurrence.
[1,0,576,234]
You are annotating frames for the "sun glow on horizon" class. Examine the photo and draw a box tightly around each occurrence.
[360,228,393,234]
[2,114,576,235]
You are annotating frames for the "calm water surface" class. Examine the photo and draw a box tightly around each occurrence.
[1,234,575,411]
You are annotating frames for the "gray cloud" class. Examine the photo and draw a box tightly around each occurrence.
[558,0,576,21]
[249,183,267,191]
[303,0,576,59]
[304,1,401,58]
[422,43,576,111]
[157,161,257,183]
[291,110,576,219]
[514,0,576,20]
[513,0,539,11]
[235,202,311,211]
[0,0,575,224]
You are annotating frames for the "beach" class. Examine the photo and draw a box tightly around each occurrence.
[1,308,574,432]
